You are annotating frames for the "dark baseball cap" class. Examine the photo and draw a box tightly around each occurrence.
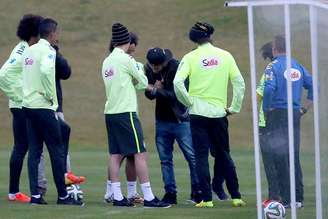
[146,47,172,65]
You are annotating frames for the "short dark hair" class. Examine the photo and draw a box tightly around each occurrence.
[39,18,58,39]
[129,32,138,46]
[260,41,273,61]
[16,14,43,42]
[273,35,286,53]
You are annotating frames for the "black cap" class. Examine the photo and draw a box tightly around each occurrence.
[146,48,172,65]
[111,23,130,47]
[189,22,214,43]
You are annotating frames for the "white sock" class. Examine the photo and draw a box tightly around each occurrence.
[140,182,155,201]
[105,180,113,198]
[8,193,16,199]
[112,182,124,201]
[127,181,137,198]
[59,195,69,200]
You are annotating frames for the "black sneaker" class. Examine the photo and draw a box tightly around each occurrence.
[36,186,47,197]
[214,190,229,201]
[161,192,177,205]
[113,197,135,207]
[144,197,171,208]
[57,196,84,206]
[30,196,48,205]
[190,191,202,204]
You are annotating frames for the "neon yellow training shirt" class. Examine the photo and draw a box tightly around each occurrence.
[22,39,58,111]
[102,47,148,114]
[173,42,245,118]
[0,41,29,109]
[256,74,266,127]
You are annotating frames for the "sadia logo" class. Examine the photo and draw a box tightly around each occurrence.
[284,68,301,82]
[24,58,34,66]
[104,68,114,79]
[201,57,219,69]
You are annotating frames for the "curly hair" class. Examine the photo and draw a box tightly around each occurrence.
[16,14,43,42]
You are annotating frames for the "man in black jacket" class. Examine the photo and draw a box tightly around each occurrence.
[145,48,200,204]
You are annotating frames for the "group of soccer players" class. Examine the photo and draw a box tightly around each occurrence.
[0,14,312,210]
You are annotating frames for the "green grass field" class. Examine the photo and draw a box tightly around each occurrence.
[0,146,317,219]
[0,0,322,218]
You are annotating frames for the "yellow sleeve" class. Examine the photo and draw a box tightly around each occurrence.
[173,55,193,107]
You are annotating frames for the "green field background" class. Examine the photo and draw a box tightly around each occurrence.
[0,1,319,218]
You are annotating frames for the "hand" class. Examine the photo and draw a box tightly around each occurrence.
[225,108,234,117]
[146,84,154,92]
[154,80,163,89]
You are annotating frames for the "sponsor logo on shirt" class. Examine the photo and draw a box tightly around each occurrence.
[104,68,114,79]
[284,68,301,82]
[201,57,219,69]
[16,45,26,55]
[24,58,34,66]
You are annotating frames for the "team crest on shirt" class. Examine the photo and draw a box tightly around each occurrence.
[200,57,219,69]
[284,68,301,82]
[104,68,115,79]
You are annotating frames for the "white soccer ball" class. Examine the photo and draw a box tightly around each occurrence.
[263,201,286,219]
[66,184,83,201]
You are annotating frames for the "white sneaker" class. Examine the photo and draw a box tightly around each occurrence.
[104,193,114,203]
[296,202,304,209]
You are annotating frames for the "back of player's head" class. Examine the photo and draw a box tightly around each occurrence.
[129,32,139,46]
[273,35,286,53]
[16,14,44,42]
[39,18,58,39]
[260,41,274,61]
[189,21,214,44]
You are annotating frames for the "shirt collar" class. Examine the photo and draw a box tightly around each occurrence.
[113,47,125,54]
[198,42,212,49]
[38,38,51,46]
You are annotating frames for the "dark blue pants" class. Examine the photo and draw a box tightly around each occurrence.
[155,121,199,194]
[190,115,241,202]
[9,108,29,194]
[58,116,70,173]
[24,108,67,197]
[266,109,303,203]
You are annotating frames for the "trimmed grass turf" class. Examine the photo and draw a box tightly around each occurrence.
[0,146,316,219]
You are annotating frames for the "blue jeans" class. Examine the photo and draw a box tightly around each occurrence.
[156,120,199,194]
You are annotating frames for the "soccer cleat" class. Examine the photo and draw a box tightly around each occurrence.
[113,197,135,207]
[190,191,202,204]
[57,196,84,206]
[104,193,114,203]
[128,193,144,204]
[214,190,229,201]
[8,192,31,203]
[65,171,86,185]
[262,199,272,207]
[144,197,171,208]
[30,196,48,205]
[161,192,177,205]
[195,201,214,208]
[232,198,246,207]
